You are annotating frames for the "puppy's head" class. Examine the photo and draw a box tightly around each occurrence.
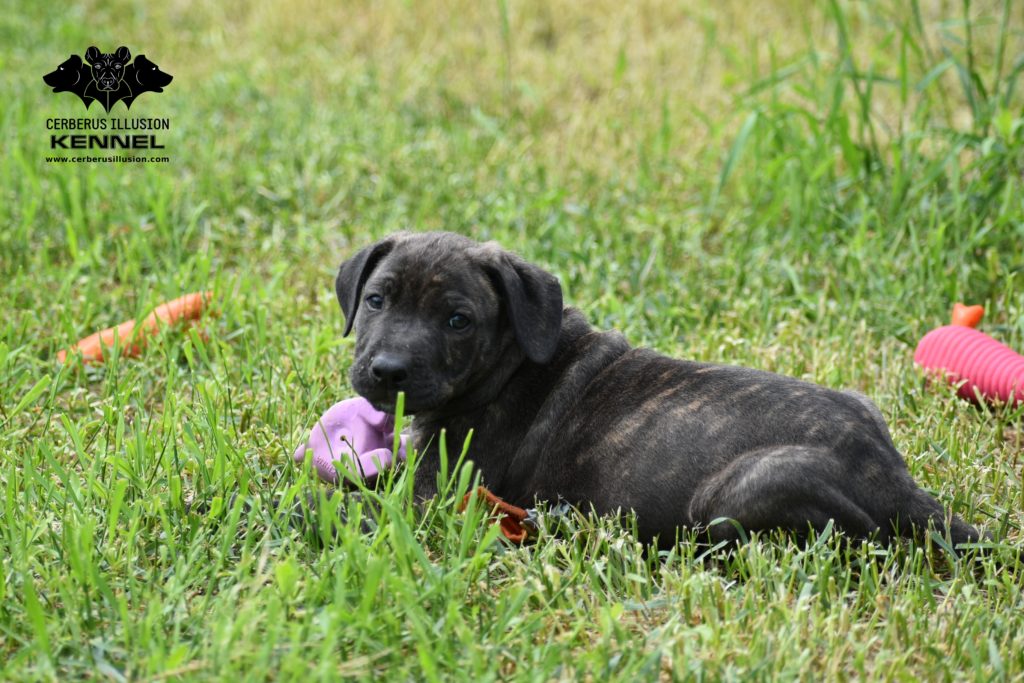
[336,232,563,414]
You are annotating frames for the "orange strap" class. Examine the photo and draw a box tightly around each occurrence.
[459,486,532,544]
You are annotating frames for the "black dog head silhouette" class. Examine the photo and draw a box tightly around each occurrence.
[121,55,173,110]
[43,54,87,92]
[43,54,94,107]
[85,46,131,91]
[128,55,173,92]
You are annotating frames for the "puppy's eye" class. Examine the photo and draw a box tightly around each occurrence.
[365,294,384,310]
[448,313,471,330]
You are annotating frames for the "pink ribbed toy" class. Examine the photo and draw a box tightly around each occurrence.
[914,303,1024,404]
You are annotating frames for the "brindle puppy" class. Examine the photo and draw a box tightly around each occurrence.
[336,231,981,548]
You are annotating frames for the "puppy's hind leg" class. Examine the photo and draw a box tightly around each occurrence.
[689,446,885,545]
[838,392,985,551]
[895,485,984,549]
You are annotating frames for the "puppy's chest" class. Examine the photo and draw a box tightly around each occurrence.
[412,406,530,484]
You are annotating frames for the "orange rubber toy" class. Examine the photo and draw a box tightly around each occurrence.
[57,291,213,364]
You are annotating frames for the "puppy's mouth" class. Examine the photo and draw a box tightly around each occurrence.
[352,373,448,416]
[361,389,444,416]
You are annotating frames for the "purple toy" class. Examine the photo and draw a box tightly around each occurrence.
[293,397,408,484]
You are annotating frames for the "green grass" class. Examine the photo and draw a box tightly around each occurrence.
[2,0,1024,679]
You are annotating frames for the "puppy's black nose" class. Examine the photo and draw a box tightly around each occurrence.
[370,353,409,386]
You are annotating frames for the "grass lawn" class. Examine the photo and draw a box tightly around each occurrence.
[3,0,1024,679]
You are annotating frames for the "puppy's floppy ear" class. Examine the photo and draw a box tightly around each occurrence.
[115,46,131,63]
[336,238,396,337]
[487,253,563,364]
[85,47,101,64]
